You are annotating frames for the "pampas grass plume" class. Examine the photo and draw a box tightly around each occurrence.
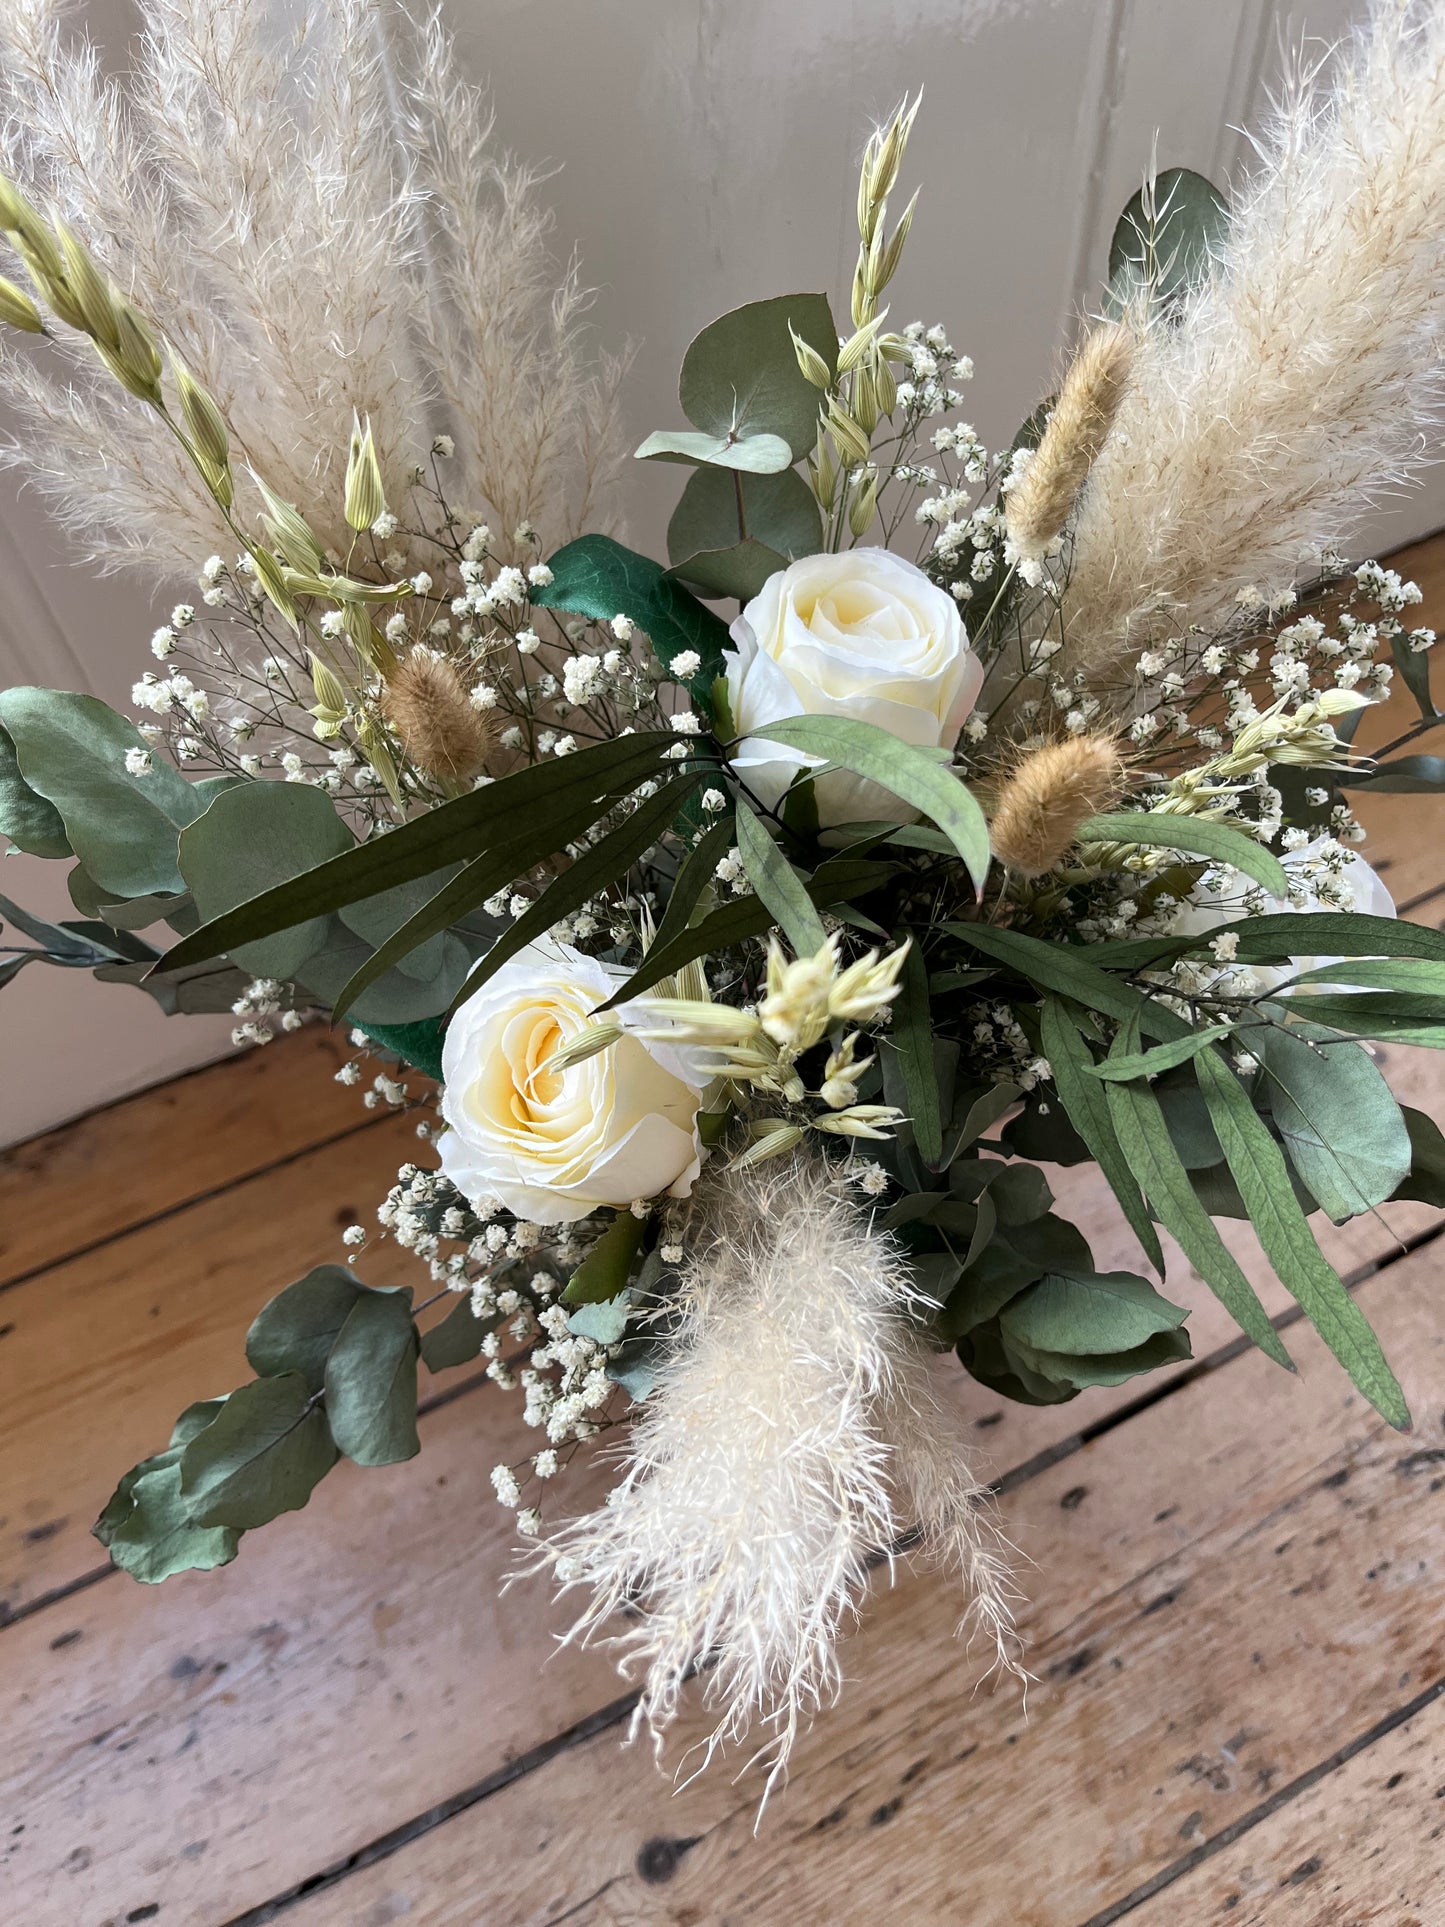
[988,733,1124,877]
[535,1152,1018,1800]
[1005,322,1132,565]
[382,647,494,787]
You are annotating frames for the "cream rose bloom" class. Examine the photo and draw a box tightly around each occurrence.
[723,548,983,828]
[1167,841,1395,992]
[439,939,705,1223]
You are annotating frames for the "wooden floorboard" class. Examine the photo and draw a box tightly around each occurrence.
[4,541,1445,1925]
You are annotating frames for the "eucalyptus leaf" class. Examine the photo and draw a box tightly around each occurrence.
[1105,166,1227,314]
[245,1264,368,1392]
[179,1373,338,1529]
[324,1287,421,1466]
[0,718,70,856]
[1393,1106,1445,1206]
[1040,997,1163,1272]
[891,929,943,1168]
[95,1453,241,1583]
[635,428,794,473]
[299,924,468,1024]
[1258,1021,1411,1221]
[1340,755,1445,792]
[665,539,789,601]
[568,1293,633,1346]
[440,774,706,1020]
[564,1210,646,1305]
[1104,1017,1292,1367]
[734,792,828,958]
[667,465,822,584]
[1006,1326,1193,1391]
[180,778,352,978]
[1001,1269,1187,1357]
[674,292,837,462]
[164,729,674,973]
[0,688,204,895]
[420,1294,498,1371]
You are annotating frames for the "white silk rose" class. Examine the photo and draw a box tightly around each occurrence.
[723,549,984,828]
[1166,840,1395,992]
[438,939,705,1224]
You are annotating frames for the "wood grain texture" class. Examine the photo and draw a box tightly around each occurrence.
[0,1025,371,1288]
[1125,1688,1445,1924]
[0,1110,426,1614]
[284,1241,1445,1927]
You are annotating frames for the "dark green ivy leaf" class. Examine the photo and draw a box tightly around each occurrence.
[564,1210,646,1305]
[532,534,732,704]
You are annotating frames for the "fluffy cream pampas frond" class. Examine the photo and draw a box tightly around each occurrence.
[0,0,627,573]
[534,1153,1021,1801]
[1060,0,1445,683]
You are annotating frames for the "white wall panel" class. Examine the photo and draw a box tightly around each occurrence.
[1,0,1437,1142]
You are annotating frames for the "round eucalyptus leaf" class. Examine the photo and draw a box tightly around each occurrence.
[179,778,353,978]
[665,539,788,602]
[676,292,838,461]
[0,719,71,858]
[296,923,469,1023]
[0,688,205,895]
[667,465,822,576]
[635,428,794,473]
[1106,166,1227,314]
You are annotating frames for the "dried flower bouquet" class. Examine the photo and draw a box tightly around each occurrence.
[4,0,1445,1798]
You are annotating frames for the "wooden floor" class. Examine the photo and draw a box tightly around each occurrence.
[7,541,1445,1927]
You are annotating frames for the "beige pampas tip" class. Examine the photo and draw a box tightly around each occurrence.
[382,647,494,787]
[1005,322,1133,566]
[988,734,1125,877]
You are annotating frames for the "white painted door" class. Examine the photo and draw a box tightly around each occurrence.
[0,0,1425,1142]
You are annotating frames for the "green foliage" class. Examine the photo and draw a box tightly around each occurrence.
[0,688,205,895]
[1102,1016,1293,1368]
[666,467,822,601]
[181,779,351,978]
[324,1287,421,1466]
[1393,1106,1445,1206]
[1088,1024,1235,1082]
[96,1265,428,1582]
[892,930,944,1168]
[0,718,71,856]
[420,1294,498,1371]
[179,1374,338,1529]
[1342,754,1445,792]
[564,1210,647,1305]
[637,293,838,478]
[1077,812,1290,897]
[246,1265,368,1391]
[440,773,707,1019]
[164,730,675,974]
[749,716,990,886]
[1194,1044,1409,1428]
[1040,997,1162,1272]
[532,535,731,705]
[1257,1021,1412,1221]
[1105,166,1227,315]
[734,792,828,956]
[356,1017,446,1082]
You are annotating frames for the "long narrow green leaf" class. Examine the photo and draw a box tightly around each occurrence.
[1230,912,1445,967]
[734,793,828,956]
[1077,812,1290,897]
[893,929,943,1167]
[943,922,1186,1036]
[1089,1025,1235,1082]
[163,731,677,971]
[1287,958,1445,994]
[1103,1017,1293,1368]
[748,716,990,885]
[319,794,632,1013]
[649,812,736,958]
[1270,992,1445,1046]
[1040,997,1163,1275]
[438,775,704,1018]
[1193,1045,1408,1428]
